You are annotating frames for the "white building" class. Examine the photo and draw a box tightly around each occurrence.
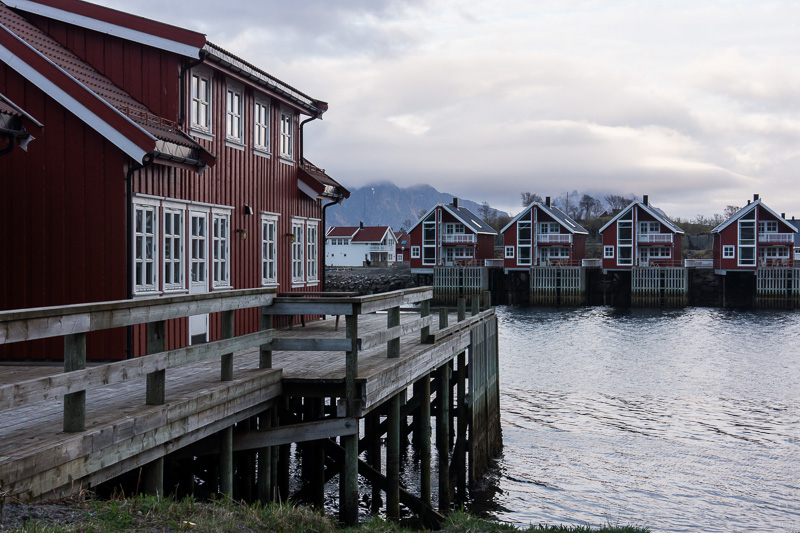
[326,225,397,267]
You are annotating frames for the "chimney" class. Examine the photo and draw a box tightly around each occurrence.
[643,194,649,206]
[452,197,459,208]
[545,196,551,207]
[747,200,751,205]
[782,213,786,219]
[754,194,759,201]
[359,221,364,229]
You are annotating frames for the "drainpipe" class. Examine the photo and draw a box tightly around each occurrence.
[321,196,344,292]
[299,113,322,164]
[178,50,208,128]
[125,153,156,359]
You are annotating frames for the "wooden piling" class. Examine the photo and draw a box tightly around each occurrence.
[387,393,401,519]
[420,374,432,507]
[340,313,359,526]
[142,320,166,496]
[63,332,86,433]
[220,425,233,497]
[437,363,451,511]
[221,310,234,381]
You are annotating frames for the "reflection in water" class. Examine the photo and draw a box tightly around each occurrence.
[480,306,800,532]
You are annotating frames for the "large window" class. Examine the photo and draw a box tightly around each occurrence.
[639,221,660,234]
[617,211,633,265]
[163,206,184,291]
[212,211,231,288]
[261,213,278,286]
[518,214,532,265]
[422,218,436,265]
[133,202,158,294]
[226,84,243,144]
[280,110,294,160]
[759,220,778,234]
[254,99,270,153]
[445,222,464,234]
[539,222,560,234]
[292,219,304,283]
[190,70,211,134]
[307,221,319,283]
[739,211,756,266]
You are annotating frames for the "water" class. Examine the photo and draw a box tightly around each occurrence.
[484,306,800,532]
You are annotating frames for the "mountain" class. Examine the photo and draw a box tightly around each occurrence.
[326,182,509,231]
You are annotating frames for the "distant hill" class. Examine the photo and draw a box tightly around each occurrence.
[326,182,509,231]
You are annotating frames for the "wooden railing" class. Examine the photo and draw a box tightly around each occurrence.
[759,233,794,243]
[0,288,279,433]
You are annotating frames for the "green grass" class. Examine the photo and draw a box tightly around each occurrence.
[5,495,650,533]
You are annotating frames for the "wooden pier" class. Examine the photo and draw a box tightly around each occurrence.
[0,287,500,526]
[755,267,800,308]
[530,266,585,306]
[631,266,688,307]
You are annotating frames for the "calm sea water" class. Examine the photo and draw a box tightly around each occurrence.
[481,306,800,532]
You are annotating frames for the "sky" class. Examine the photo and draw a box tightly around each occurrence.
[96,0,800,220]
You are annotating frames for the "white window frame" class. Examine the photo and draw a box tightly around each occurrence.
[539,221,560,234]
[722,245,735,259]
[422,219,436,265]
[261,213,278,286]
[280,109,294,161]
[739,218,756,266]
[254,97,270,154]
[211,209,232,289]
[162,204,185,292]
[190,68,212,136]
[517,219,532,266]
[505,246,515,259]
[292,218,305,284]
[604,245,615,258]
[307,220,319,284]
[759,220,778,234]
[226,82,244,145]
[132,198,159,295]
[411,246,420,259]
[639,221,660,234]
[445,222,464,234]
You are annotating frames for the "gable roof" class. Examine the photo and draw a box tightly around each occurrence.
[326,226,359,238]
[711,198,798,234]
[501,202,588,234]
[599,200,684,235]
[410,201,498,235]
[0,2,213,169]
[5,0,205,57]
[352,226,393,243]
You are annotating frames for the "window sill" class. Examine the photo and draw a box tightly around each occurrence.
[254,148,272,159]
[262,282,279,288]
[212,285,234,292]
[190,128,214,142]
[164,288,190,295]
[225,139,246,151]
[279,156,295,166]
[306,281,319,287]
[291,282,306,288]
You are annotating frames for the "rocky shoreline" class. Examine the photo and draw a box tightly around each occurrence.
[324,264,415,295]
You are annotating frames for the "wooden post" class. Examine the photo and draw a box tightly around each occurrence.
[340,311,359,526]
[457,297,466,322]
[437,363,451,512]
[146,320,166,405]
[310,398,325,508]
[420,298,431,343]
[439,307,448,330]
[220,425,233,497]
[220,310,234,381]
[142,320,166,496]
[387,393,401,519]
[471,296,479,316]
[260,313,273,369]
[456,350,467,501]
[63,332,86,433]
[366,410,382,512]
[257,410,272,503]
[420,373,432,507]
[387,305,400,358]
[483,290,492,309]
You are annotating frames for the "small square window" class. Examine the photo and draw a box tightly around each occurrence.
[505,246,515,258]
[723,245,735,259]
[604,245,615,258]
[411,246,420,258]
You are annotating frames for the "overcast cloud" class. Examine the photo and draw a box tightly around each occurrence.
[97,0,800,219]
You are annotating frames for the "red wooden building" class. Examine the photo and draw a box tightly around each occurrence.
[408,198,497,274]
[394,231,410,263]
[0,0,348,360]
[599,195,684,270]
[711,195,797,273]
[501,196,587,270]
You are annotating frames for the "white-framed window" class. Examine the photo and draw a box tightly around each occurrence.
[280,109,294,160]
[212,210,231,288]
[133,200,159,294]
[617,212,633,265]
[739,212,756,266]
[539,222,560,234]
[397,253,404,262]
[411,246,420,258]
[518,218,532,265]
[254,98,270,153]
[505,246,515,258]
[639,221,660,234]
[454,246,473,258]
[190,210,208,286]
[292,218,305,283]
[445,222,464,234]
[261,213,278,286]
[759,220,778,234]
[307,220,319,283]
[604,245,615,258]
[190,69,212,134]
[226,83,243,144]
[723,245,735,259]
[422,218,436,265]
[162,206,184,292]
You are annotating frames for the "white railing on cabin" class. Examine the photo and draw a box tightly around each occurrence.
[582,258,602,267]
[442,233,476,243]
[638,233,673,243]
[537,234,572,244]
[368,244,394,252]
[684,259,713,268]
[759,233,794,243]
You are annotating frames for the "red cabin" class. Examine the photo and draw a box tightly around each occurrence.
[394,231,410,263]
[501,197,587,270]
[599,195,684,270]
[408,198,497,273]
[0,0,348,360]
[711,195,797,273]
